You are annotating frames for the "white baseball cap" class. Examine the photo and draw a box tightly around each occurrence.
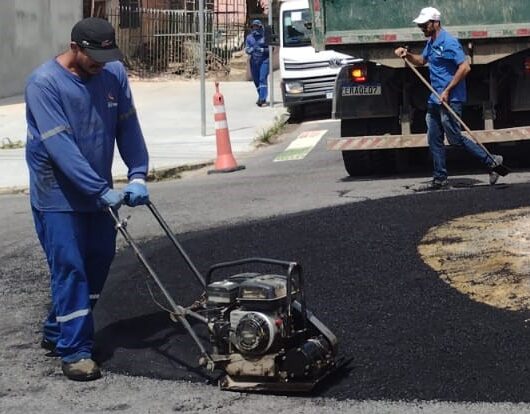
[413,7,441,24]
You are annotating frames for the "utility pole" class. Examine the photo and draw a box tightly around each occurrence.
[199,0,206,136]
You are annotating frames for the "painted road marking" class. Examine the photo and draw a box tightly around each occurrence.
[274,130,327,162]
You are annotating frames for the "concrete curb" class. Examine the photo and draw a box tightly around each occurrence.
[0,106,290,196]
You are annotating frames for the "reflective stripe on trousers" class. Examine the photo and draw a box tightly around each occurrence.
[32,208,116,362]
[250,57,269,102]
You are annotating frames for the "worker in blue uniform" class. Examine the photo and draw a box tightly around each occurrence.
[25,17,150,381]
[394,7,504,190]
[245,19,269,107]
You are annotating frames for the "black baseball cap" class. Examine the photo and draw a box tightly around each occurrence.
[71,17,124,63]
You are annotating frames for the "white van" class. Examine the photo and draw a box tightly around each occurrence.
[279,0,354,118]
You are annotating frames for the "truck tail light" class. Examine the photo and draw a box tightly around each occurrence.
[525,57,530,76]
[350,64,367,83]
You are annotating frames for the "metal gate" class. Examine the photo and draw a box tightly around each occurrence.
[107,1,246,78]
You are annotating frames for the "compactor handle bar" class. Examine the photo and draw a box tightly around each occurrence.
[107,203,213,363]
[146,202,206,288]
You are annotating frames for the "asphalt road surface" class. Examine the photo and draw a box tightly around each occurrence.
[4,111,530,412]
[100,177,530,402]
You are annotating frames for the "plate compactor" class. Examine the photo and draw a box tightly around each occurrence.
[109,202,338,393]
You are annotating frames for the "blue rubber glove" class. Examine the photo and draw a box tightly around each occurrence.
[99,189,124,210]
[123,178,149,207]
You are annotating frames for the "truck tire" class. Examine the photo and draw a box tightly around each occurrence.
[340,118,400,176]
[342,150,392,176]
[342,150,370,176]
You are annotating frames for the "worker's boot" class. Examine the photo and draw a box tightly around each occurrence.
[40,337,59,357]
[488,154,503,185]
[61,358,102,381]
[417,178,450,191]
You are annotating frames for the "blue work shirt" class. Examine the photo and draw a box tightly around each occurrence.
[245,30,269,61]
[422,29,467,104]
[25,59,149,212]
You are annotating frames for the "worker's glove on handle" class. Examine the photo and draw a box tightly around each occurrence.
[99,188,124,210]
[123,178,149,207]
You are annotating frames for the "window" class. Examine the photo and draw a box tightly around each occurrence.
[283,9,312,47]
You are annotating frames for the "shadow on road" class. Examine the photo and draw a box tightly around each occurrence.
[94,310,217,383]
[96,182,530,401]
[287,101,333,124]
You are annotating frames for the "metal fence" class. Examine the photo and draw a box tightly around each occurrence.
[107,5,246,78]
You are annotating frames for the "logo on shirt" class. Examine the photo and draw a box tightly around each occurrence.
[107,93,118,108]
[432,46,443,57]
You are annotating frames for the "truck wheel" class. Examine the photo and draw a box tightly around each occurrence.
[342,150,377,176]
[342,150,369,176]
[342,150,396,176]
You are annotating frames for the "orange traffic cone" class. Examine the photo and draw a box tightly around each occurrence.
[208,82,245,174]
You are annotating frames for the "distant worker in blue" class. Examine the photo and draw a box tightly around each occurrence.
[25,17,150,381]
[245,19,270,107]
[394,7,505,190]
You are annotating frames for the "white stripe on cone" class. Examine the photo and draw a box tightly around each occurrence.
[213,105,225,114]
[215,120,228,130]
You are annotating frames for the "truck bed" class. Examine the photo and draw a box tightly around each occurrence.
[312,0,530,50]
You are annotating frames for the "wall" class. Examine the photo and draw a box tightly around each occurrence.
[216,0,246,25]
[0,0,82,98]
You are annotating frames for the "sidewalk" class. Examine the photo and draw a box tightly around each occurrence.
[0,73,287,193]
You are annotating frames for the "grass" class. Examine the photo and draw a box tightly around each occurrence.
[114,162,214,184]
[1,137,24,149]
[255,114,289,146]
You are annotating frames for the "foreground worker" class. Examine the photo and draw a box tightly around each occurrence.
[245,19,270,107]
[25,17,150,381]
[394,7,504,190]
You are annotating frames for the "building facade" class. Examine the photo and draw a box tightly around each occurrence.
[0,0,82,98]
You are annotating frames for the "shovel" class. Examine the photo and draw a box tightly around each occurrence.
[402,57,510,176]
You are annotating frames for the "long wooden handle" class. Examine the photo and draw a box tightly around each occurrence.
[402,57,493,158]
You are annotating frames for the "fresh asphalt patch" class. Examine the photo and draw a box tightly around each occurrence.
[95,182,530,402]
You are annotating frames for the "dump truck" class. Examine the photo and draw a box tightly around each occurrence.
[309,0,530,176]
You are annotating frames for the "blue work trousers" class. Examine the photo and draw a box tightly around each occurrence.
[32,208,116,363]
[250,57,269,102]
[426,102,494,181]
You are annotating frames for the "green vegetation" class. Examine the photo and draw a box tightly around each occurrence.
[114,162,214,183]
[255,114,289,146]
[1,137,24,149]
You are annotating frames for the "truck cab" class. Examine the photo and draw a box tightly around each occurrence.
[279,0,355,118]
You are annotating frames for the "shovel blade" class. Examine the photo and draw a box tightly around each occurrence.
[492,163,511,177]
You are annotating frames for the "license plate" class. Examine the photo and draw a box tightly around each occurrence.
[342,85,382,96]
[326,92,333,99]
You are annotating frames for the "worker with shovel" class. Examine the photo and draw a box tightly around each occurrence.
[395,7,506,190]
